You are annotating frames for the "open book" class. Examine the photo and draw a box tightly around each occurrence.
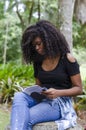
[23,85,47,102]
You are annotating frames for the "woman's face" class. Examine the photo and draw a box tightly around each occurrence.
[32,37,45,55]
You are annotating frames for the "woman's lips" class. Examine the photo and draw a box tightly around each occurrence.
[37,49,42,53]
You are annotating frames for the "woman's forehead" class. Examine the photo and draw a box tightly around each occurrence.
[33,37,42,43]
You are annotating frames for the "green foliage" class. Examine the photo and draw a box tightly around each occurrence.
[0,62,35,84]
[0,0,59,64]
[73,47,86,65]
[0,0,58,64]
[73,47,86,111]
[0,77,20,103]
[40,0,58,25]
[0,12,22,63]
[0,1,4,18]
[74,79,86,111]
[73,21,86,47]
[73,79,86,111]
[0,62,35,103]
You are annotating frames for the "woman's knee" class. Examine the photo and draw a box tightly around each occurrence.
[13,92,38,107]
[13,92,26,104]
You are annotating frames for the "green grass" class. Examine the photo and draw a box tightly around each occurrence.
[0,108,10,130]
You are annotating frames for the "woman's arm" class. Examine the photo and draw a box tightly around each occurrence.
[42,54,83,99]
[57,73,82,97]
[42,73,82,99]
[35,78,42,86]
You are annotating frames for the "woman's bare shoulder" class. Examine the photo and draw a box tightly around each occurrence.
[66,53,76,63]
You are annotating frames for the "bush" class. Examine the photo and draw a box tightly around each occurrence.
[0,62,35,103]
[73,21,86,47]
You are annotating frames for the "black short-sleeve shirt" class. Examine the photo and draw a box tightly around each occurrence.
[33,55,80,89]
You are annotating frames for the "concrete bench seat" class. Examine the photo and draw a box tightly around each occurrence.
[5,122,83,130]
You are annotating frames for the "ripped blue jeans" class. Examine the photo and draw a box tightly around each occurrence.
[10,92,61,130]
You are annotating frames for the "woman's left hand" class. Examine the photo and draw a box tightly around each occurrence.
[41,88,58,99]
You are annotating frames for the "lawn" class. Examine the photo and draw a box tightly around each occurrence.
[0,106,10,130]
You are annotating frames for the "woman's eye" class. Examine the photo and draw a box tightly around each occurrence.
[33,42,42,47]
[37,43,41,46]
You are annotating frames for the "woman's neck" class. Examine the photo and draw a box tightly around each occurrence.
[41,55,61,71]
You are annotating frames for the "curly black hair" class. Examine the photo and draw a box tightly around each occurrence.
[21,20,70,64]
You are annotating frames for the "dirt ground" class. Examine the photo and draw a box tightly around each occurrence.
[77,110,86,129]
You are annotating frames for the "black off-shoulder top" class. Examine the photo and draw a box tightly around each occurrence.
[33,54,80,89]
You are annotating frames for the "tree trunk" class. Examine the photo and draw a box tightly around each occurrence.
[58,0,75,52]
[38,0,41,21]
[74,0,86,24]
[3,22,8,65]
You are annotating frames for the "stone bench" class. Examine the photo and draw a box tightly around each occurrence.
[5,122,83,130]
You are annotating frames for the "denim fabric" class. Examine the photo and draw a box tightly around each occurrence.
[55,97,77,130]
[10,92,61,130]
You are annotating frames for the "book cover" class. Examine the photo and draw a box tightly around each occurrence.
[23,85,47,101]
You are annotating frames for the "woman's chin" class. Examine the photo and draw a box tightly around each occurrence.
[38,51,44,55]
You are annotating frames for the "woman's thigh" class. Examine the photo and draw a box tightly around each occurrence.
[29,100,61,125]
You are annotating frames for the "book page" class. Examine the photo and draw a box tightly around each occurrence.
[23,85,47,95]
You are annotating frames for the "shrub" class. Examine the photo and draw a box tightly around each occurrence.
[0,62,35,103]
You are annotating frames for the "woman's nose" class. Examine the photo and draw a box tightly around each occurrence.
[36,45,40,50]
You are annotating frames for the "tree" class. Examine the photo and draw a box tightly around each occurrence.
[58,0,76,52]
[0,12,22,63]
[3,22,8,65]
[0,0,86,63]
[74,0,86,24]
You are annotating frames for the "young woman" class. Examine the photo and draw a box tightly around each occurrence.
[10,20,82,130]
